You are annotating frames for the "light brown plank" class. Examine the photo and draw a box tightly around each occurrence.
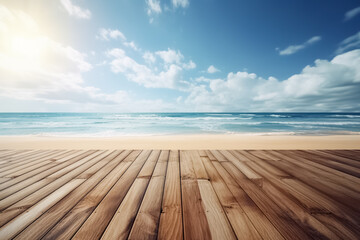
[0,150,112,227]
[40,150,140,240]
[100,150,161,240]
[0,179,84,239]
[180,150,211,240]
[15,150,132,240]
[200,154,272,239]
[197,179,237,240]
[0,150,87,191]
[72,150,152,240]
[158,150,183,240]
[128,150,169,240]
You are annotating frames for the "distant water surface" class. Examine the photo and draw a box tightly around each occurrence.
[0,113,360,136]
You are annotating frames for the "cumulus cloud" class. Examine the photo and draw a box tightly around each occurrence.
[277,36,321,56]
[107,48,195,88]
[207,65,220,73]
[60,0,91,19]
[336,31,360,54]
[172,0,189,8]
[183,60,196,70]
[185,49,360,111]
[97,28,126,41]
[156,48,184,64]
[155,48,195,69]
[344,6,360,21]
[146,0,162,22]
[107,48,181,88]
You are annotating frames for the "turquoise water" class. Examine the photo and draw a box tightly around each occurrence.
[0,113,360,136]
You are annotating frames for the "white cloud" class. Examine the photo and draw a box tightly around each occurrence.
[107,48,195,89]
[156,48,184,64]
[60,0,91,19]
[146,0,161,22]
[143,51,156,64]
[185,49,360,111]
[97,28,126,41]
[183,60,196,70]
[107,48,184,88]
[344,6,360,21]
[155,48,195,69]
[278,36,321,56]
[207,65,220,73]
[123,41,139,51]
[172,0,189,8]
[336,31,360,54]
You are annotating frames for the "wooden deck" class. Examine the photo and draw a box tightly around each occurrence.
[0,150,359,239]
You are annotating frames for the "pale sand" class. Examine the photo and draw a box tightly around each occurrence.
[0,135,359,150]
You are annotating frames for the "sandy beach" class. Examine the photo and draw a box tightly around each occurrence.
[1,134,359,150]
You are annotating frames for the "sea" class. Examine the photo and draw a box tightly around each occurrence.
[0,112,360,137]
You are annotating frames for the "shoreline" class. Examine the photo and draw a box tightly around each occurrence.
[1,134,359,150]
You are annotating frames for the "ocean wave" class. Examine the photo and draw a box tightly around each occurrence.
[269,114,289,118]
[268,121,360,126]
[330,114,360,118]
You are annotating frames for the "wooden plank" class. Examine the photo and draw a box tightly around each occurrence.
[15,150,131,239]
[322,150,360,161]
[4,150,75,178]
[0,150,38,162]
[0,151,101,208]
[197,179,237,240]
[0,150,37,164]
[297,150,360,178]
[189,150,208,179]
[71,150,152,240]
[198,150,207,157]
[276,151,360,209]
[180,150,211,240]
[269,150,360,192]
[200,154,277,239]
[228,150,251,161]
[0,150,86,191]
[220,160,311,240]
[218,150,263,186]
[243,158,340,239]
[128,150,169,240]
[264,152,360,232]
[0,178,10,184]
[236,150,263,162]
[96,150,161,240]
[0,150,62,176]
[248,150,281,161]
[205,150,216,161]
[40,150,140,240]
[0,150,59,169]
[158,150,183,240]
[209,150,228,162]
[0,150,113,227]
[0,150,21,159]
[308,150,360,168]
[246,151,290,177]
[0,178,84,239]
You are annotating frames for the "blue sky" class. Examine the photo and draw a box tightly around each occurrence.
[0,0,359,112]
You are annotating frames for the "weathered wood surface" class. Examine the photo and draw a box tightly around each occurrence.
[0,149,358,239]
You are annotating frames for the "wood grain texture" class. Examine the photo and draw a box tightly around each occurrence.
[0,149,358,239]
[158,150,183,240]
